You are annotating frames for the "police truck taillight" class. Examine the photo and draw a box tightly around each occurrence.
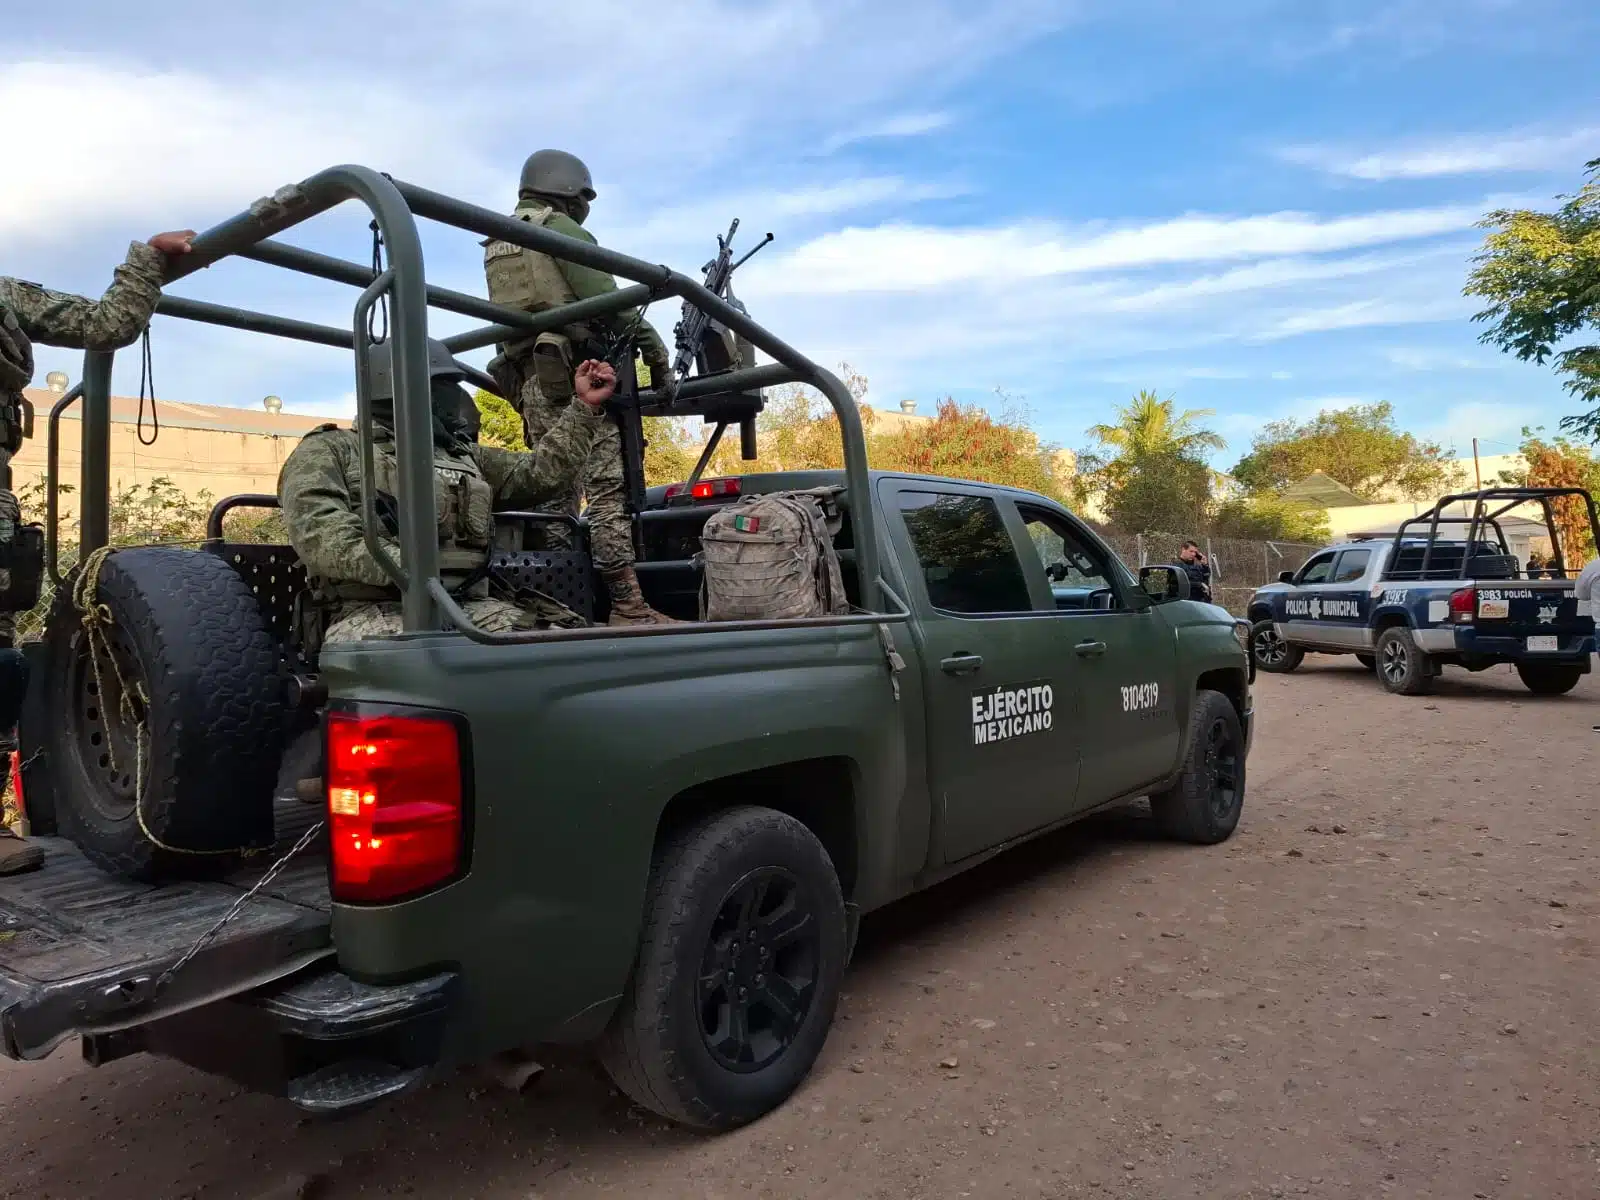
[1448,586,1476,623]
[326,709,468,904]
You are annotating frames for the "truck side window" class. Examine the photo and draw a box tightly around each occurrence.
[898,492,1032,614]
[1297,551,1336,585]
[1331,549,1370,584]
[1016,506,1118,611]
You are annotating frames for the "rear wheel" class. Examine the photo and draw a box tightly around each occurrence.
[597,807,848,1131]
[1515,662,1583,695]
[1250,619,1302,674]
[1375,626,1433,695]
[1149,689,1246,845]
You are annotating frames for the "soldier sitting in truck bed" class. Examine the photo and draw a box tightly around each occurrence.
[278,338,617,643]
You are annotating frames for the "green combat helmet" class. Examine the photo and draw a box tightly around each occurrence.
[365,338,466,403]
[519,150,596,223]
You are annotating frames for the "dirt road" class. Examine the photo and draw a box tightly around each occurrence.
[2,661,1596,1199]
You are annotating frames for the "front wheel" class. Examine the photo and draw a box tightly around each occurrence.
[1250,619,1302,674]
[597,807,848,1132]
[1149,689,1246,845]
[1516,662,1584,695]
[1375,626,1433,695]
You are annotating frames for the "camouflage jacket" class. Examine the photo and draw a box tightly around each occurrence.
[278,400,602,591]
[0,241,166,354]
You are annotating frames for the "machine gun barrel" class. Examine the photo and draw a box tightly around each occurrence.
[670,220,774,384]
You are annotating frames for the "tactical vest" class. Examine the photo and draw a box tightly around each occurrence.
[482,205,594,356]
[317,429,495,602]
[0,300,35,455]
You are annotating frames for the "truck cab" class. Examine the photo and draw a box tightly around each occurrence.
[1247,487,1598,696]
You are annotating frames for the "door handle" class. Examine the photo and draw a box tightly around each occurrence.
[1074,640,1107,658]
[940,653,983,675]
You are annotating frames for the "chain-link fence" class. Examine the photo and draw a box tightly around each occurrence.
[1098,531,1321,616]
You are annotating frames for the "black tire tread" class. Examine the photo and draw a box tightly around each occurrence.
[1515,662,1583,695]
[1149,689,1246,845]
[52,547,286,879]
[1375,626,1433,696]
[597,806,846,1131]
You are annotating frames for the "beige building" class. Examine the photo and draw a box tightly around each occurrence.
[13,386,343,520]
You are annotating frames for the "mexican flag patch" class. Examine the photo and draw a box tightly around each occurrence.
[732,514,761,533]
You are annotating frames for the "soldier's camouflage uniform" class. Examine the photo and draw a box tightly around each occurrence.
[0,242,166,645]
[278,399,603,644]
[483,203,671,574]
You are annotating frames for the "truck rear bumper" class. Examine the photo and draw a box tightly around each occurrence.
[86,966,459,1115]
[1417,627,1596,662]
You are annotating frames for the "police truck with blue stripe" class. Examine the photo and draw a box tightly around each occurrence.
[1246,487,1598,696]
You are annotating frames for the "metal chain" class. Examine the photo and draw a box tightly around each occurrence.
[152,818,326,996]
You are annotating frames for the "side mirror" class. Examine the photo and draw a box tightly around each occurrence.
[1278,570,1296,584]
[1139,565,1191,603]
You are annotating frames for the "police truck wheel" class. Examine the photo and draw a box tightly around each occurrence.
[597,806,848,1132]
[1250,619,1301,673]
[1515,662,1583,695]
[1148,689,1246,845]
[1375,626,1433,696]
[46,548,287,880]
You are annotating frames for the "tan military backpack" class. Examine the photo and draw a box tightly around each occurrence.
[698,489,850,621]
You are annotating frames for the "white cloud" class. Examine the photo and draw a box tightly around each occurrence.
[1249,297,1467,341]
[1280,125,1600,181]
[821,111,954,152]
[1382,346,1507,371]
[744,205,1481,295]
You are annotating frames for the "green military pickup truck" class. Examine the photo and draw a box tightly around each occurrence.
[0,166,1252,1133]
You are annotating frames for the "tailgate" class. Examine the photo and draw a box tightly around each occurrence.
[1473,582,1592,642]
[0,803,331,1061]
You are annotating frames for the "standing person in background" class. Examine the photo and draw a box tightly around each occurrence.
[1526,552,1545,579]
[1178,539,1212,603]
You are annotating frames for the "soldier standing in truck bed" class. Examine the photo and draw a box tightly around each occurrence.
[482,149,679,626]
[0,228,198,875]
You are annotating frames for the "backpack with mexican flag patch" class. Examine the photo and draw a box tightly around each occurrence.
[697,488,850,622]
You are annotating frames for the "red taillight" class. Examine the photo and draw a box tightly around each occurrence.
[326,710,466,904]
[664,477,742,501]
[1448,586,1476,622]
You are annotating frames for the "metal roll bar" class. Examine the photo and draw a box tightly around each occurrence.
[70,163,884,637]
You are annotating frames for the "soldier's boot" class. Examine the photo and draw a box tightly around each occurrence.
[0,829,43,877]
[601,565,681,626]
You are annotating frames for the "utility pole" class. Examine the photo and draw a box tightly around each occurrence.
[1472,437,1481,489]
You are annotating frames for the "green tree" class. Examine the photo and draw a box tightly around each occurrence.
[1075,392,1223,533]
[1495,426,1600,566]
[1465,158,1600,439]
[1231,402,1460,501]
[1086,390,1226,459]
[1210,494,1330,543]
[473,388,526,450]
[873,397,1067,500]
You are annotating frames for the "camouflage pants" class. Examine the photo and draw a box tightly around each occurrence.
[518,376,633,569]
[323,594,587,645]
[0,447,16,647]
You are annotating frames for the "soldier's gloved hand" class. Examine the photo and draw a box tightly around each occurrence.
[574,360,617,410]
[147,230,197,256]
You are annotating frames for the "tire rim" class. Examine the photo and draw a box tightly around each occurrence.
[1253,627,1288,667]
[66,625,145,822]
[1202,716,1241,822]
[697,866,821,1074]
[1380,639,1409,685]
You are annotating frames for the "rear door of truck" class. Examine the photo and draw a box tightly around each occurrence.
[881,480,1082,864]
[1470,580,1593,657]
[0,801,331,1061]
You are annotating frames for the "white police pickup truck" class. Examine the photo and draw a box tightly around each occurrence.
[1246,487,1598,697]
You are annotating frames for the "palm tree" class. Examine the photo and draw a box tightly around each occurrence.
[1087,390,1227,458]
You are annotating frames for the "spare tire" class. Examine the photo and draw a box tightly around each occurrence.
[46,548,288,880]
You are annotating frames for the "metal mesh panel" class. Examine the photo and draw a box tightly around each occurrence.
[487,550,596,623]
[212,544,309,643]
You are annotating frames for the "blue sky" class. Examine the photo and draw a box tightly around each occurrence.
[6,0,1597,469]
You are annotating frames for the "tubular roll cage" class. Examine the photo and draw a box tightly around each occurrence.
[1384,486,1600,581]
[49,164,899,642]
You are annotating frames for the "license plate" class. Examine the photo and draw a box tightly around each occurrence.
[1526,635,1558,653]
[1479,598,1509,619]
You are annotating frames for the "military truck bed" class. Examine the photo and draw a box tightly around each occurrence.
[0,800,332,1061]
